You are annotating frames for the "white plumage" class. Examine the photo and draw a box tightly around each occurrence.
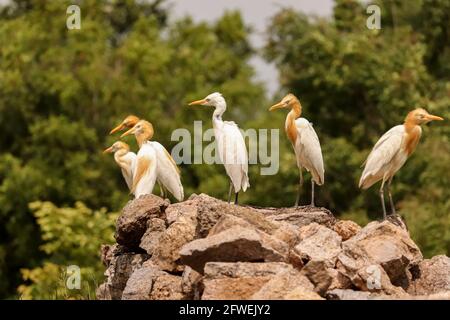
[133,142,158,198]
[293,118,325,185]
[117,151,136,191]
[149,141,184,201]
[359,125,413,189]
[189,92,249,203]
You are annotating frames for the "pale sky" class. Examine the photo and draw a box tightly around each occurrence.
[0,0,334,95]
[170,0,334,96]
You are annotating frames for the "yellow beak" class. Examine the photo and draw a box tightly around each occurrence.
[426,114,444,121]
[110,123,126,135]
[121,127,135,138]
[188,99,207,106]
[103,146,113,154]
[269,101,285,111]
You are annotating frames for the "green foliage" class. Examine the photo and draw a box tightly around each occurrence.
[17,201,117,300]
[264,1,449,254]
[0,0,449,299]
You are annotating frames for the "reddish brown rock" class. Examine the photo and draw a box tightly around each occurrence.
[139,218,166,255]
[337,220,422,285]
[201,262,294,300]
[250,268,315,300]
[98,253,149,300]
[265,207,336,228]
[180,226,289,273]
[408,255,450,295]
[115,195,169,248]
[150,206,197,272]
[294,223,342,267]
[333,220,361,241]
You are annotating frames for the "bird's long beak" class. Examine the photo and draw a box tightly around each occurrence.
[188,99,207,106]
[426,114,444,121]
[103,146,113,154]
[121,127,136,138]
[269,101,285,111]
[110,122,126,135]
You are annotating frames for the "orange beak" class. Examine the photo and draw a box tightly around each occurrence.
[120,126,136,138]
[103,146,113,154]
[426,114,444,121]
[188,99,207,106]
[109,122,127,135]
[269,101,285,111]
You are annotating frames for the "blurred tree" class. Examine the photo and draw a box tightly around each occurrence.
[264,0,449,256]
[0,0,264,298]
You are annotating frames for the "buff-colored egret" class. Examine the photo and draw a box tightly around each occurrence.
[188,92,249,204]
[269,93,324,207]
[359,108,444,219]
[120,120,157,198]
[110,116,184,201]
[103,141,136,192]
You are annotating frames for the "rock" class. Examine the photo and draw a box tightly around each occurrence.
[294,223,342,267]
[115,195,169,248]
[326,289,388,300]
[283,287,324,300]
[180,226,289,273]
[250,268,315,300]
[353,264,406,295]
[337,220,422,285]
[265,207,336,228]
[122,262,164,300]
[150,206,197,272]
[122,261,186,300]
[150,273,185,300]
[333,220,361,241]
[201,262,293,300]
[408,255,450,295]
[188,194,279,237]
[327,268,353,291]
[181,266,203,300]
[208,214,253,236]
[271,222,302,248]
[139,218,166,255]
[99,253,149,300]
[301,260,334,295]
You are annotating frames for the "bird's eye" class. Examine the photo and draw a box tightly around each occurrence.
[206,98,210,102]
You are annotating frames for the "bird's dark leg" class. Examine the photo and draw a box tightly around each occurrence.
[387,177,396,215]
[234,192,239,205]
[228,181,233,203]
[310,179,315,207]
[379,179,387,220]
[295,168,304,207]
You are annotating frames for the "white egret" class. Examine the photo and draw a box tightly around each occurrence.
[269,93,324,207]
[359,108,444,219]
[110,116,184,201]
[120,120,158,198]
[103,141,136,192]
[188,92,250,204]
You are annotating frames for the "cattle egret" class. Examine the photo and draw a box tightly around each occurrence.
[103,141,136,192]
[359,108,444,219]
[269,94,324,207]
[110,116,184,201]
[120,120,157,198]
[189,92,250,204]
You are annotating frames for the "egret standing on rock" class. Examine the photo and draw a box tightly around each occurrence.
[359,108,444,219]
[189,92,250,204]
[110,116,184,201]
[269,93,324,207]
[120,120,157,198]
[103,141,136,192]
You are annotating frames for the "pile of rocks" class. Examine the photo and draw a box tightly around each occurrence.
[96,194,450,300]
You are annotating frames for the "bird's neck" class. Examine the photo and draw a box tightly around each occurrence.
[404,117,418,132]
[114,150,129,168]
[285,102,302,144]
[213,106,226,121]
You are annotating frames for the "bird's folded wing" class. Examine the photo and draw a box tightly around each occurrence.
[362,125,405,176]
[296,118,325,184]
